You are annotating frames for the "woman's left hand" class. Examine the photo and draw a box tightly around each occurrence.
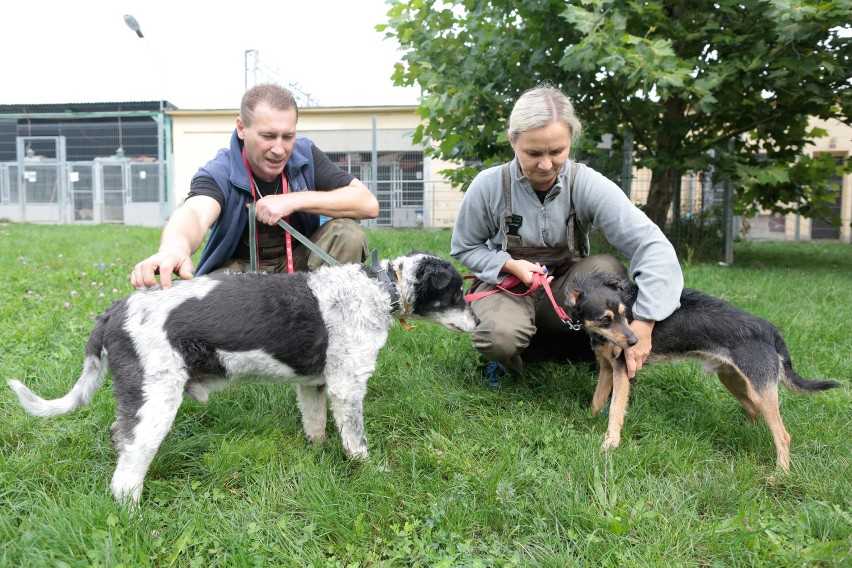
[623,319,655,379]
[503,258,553,285]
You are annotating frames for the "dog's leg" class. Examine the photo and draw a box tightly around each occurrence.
[717,367,791,471]
[602,358,631,450]
[717,368,761,421]
[296,384,327,444]
[110,420,125,453]
[109,378,184,506]
[591,345,614,416]
[754,386,792,471]
[326,377,369,460]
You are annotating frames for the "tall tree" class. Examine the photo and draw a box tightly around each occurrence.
[381,0,851,228]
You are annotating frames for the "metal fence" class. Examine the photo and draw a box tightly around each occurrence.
[0,155,166,226]
[2,108,842,241]
[629,170,842,241]
[0,110,168,226]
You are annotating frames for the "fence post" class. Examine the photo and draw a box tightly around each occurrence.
[672,171,681,225]
[620,129,633,198]
[723,138,735,265]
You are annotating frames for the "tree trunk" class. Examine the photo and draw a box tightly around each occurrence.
[645,166,678,229]
[644,97,688,229]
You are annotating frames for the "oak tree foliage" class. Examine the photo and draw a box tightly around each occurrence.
[380,0,851,228]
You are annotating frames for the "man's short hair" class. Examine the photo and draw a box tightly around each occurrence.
[240,83,298,126]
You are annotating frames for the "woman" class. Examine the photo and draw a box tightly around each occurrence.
[451,83,683,383]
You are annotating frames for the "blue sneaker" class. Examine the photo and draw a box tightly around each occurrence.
[482,360,506,387]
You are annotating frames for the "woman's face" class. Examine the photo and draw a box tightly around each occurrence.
[510,121,572,191]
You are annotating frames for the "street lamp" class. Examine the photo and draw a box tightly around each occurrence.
[122,13,167,225]
[123,15,144,38]
[122,15,162,110]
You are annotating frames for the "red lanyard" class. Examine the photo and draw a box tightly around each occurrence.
[240,148,294,273]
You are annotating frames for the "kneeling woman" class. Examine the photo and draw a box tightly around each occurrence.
[450,83,683,383]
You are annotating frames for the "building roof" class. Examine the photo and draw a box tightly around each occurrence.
[0,101,176,115]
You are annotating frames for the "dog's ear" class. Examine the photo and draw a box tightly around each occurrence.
[604,277,623,290]
[423,263,453,290]
[566,289,583,306]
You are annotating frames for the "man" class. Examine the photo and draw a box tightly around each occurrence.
[131,83,379,289]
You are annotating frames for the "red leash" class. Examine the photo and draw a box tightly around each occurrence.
[464,264,577,327]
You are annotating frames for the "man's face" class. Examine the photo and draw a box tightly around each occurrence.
[510,121,572,191]
[237,102,298,182]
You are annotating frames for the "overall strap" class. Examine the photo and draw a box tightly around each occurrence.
[565,159,588,257]
[500,163,522,251]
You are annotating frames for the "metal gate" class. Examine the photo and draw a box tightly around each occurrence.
[1,136,165,226]
[15,136,68,223]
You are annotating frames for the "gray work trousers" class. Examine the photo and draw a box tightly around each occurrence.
[470,254,628,374]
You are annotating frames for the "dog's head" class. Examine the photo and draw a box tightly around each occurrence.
[564,272,637,348]
[386,252,478,333]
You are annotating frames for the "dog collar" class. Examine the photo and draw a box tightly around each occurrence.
[370,250,403,315]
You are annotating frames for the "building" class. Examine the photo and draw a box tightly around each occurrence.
[1,102,848,241]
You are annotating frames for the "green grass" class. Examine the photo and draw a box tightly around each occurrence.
[1,223,850,567]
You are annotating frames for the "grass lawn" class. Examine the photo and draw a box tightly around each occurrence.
[1,223,849,567]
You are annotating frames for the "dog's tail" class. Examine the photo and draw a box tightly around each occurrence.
[775,333,841,392]
[7,316,109,418]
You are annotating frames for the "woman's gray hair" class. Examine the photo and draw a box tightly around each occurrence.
[240,83,298,126]
[508,83,582,143]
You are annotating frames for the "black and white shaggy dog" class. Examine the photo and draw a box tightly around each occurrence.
[565,272,840,471]
[8,252,477,505]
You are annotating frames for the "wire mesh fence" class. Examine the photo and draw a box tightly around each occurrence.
[0,114,167,226]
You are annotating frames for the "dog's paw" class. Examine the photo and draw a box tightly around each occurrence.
[185,382,209,404]
[351,448,369,461]
[345,447,369,461]
[305,432,327,445]
[601,433,621,451]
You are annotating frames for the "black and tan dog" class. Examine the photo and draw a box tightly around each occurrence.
[565,272,840,470]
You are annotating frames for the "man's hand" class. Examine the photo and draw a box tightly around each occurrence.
[131,248,194,289]
[623,319,655,379]
[253,194,298,225]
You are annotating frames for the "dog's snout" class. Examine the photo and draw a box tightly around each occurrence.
[627,334,638,347]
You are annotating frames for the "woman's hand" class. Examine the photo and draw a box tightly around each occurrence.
[502,259,553,285]
[623,319,655,379]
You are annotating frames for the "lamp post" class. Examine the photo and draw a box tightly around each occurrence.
[123,14,168,225]
[123,14,162,110]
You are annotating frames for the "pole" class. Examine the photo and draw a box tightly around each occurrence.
[620,129,633,198]
[723,138,735,265]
